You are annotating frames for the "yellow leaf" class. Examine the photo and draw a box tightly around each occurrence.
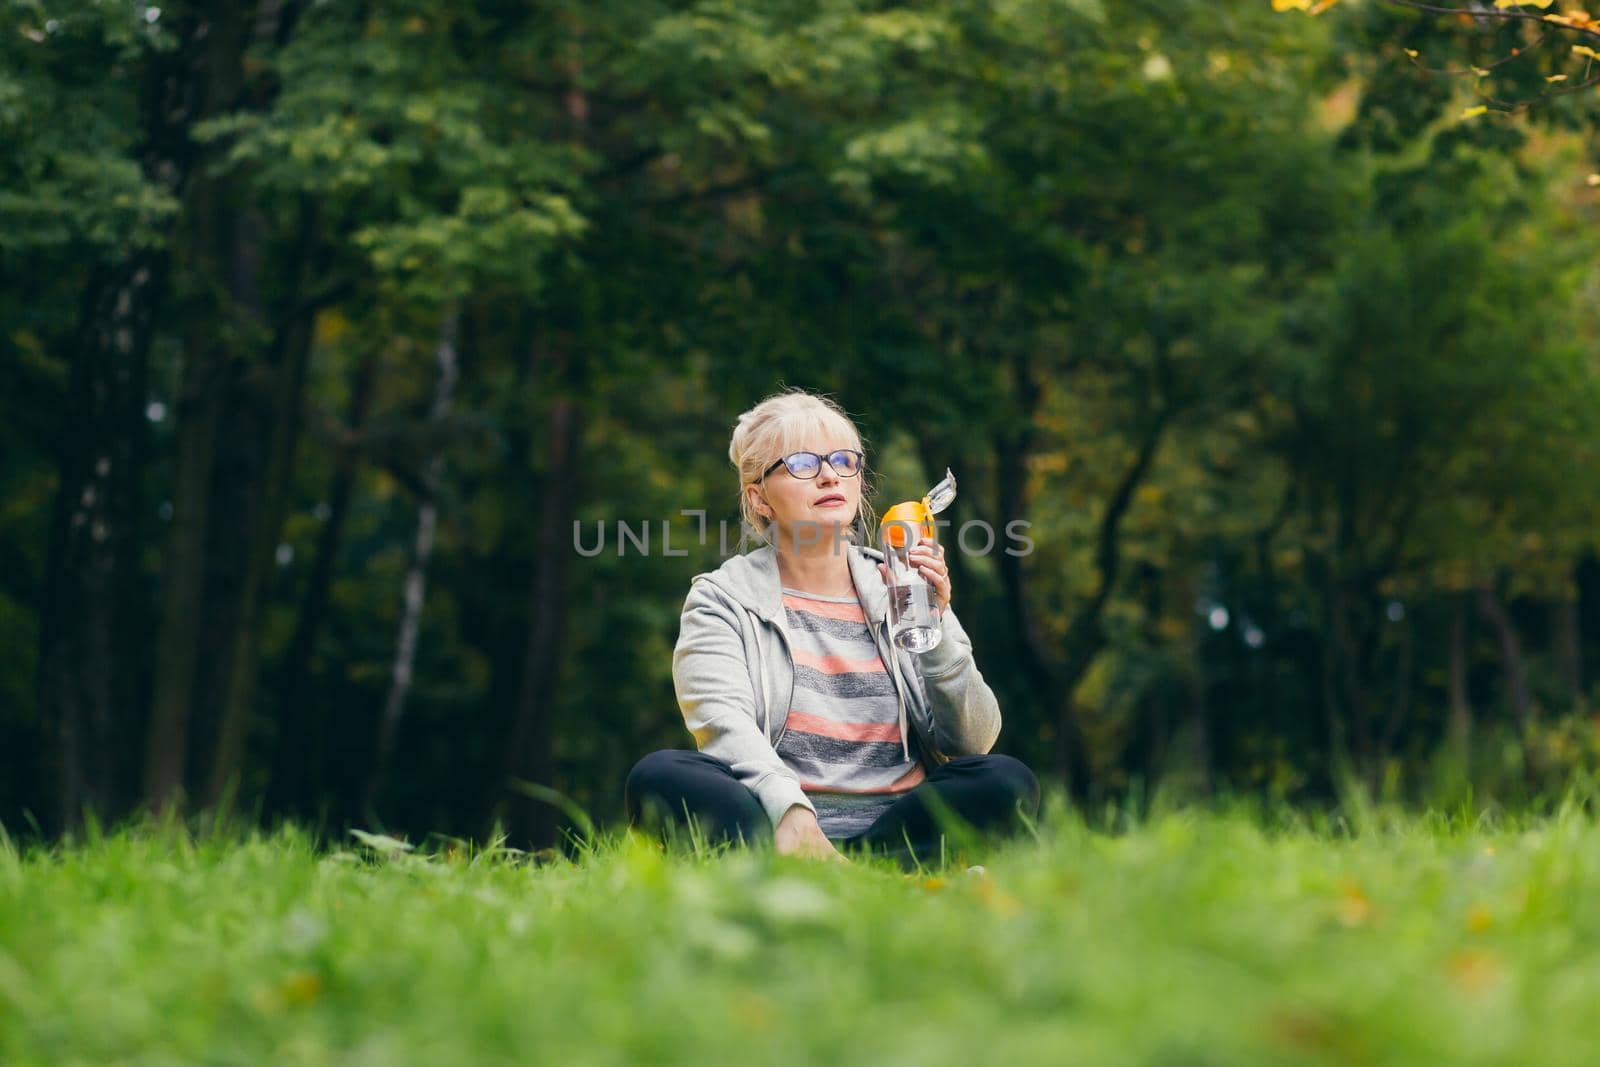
[1586,174,1600,186]
[732,992,773,1031]
[1461,105,1489,118]
[1551,13,1600,30]
[278,971,324,1006]
[1471,66,1490,77]
[1547,73,1570,81]
[974,877,1024,918]
[1446,949,1501,994]
[1335,882,1372,927]
[1269,1009,1339,1051]
[1404,48,1419,58]
[1498,0,1553,7]
[1573,44,1600,59]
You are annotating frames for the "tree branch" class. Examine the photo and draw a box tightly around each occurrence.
[1383,0,1600,42]
[1380,1,1600,112]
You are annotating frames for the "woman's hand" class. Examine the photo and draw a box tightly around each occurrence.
[775,805,848,862]
[878,542,952,616]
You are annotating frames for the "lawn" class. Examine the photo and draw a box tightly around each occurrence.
[2,796,1598,1066]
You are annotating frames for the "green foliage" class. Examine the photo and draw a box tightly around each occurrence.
[0,2,178,255]
[5,0,1600,835]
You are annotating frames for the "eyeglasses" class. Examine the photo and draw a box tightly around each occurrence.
[760,449,865,481]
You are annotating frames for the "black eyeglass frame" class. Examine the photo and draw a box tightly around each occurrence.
[759,449,866,482]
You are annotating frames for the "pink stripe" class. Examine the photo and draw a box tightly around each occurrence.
[801,763,926,794]
[782,594,865,622]
[784,710,899,743]
[792,647,885,675]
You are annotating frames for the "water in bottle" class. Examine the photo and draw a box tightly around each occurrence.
[879,468,957,653]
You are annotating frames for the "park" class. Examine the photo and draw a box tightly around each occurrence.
[4,0,1600,1062]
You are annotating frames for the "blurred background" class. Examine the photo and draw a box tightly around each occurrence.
[4,0,1600,850]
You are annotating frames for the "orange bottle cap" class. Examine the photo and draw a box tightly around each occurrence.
[880,500,933,549]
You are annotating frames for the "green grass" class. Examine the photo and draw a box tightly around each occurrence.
[3,795,1600,1066]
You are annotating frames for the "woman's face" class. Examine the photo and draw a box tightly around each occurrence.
[748,438,862,549]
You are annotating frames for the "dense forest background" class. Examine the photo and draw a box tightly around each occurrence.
[4,0,1600,850]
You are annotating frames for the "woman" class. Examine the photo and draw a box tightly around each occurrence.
[625,389,1039,865]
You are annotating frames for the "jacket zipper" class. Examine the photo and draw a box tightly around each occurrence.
[772,622,796,748]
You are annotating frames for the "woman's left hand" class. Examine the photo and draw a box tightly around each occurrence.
[878,542,952,616]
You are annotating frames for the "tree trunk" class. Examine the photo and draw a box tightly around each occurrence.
[1378,613,1412,760]
[1054,413,1168,796]
[1187,640,1213,796]
[1447,594,1473,763]
[1335,587,1376,775]
[203,202,323,808]
[37,3,230,832]
[368,307,461,809]
[1552,596,1583,709]
[268,346,380,821]
[37,255,165,832]
[992,412,1086,793]
[142,329,224,811]
[498,43,591,851]
[1320,625,1347,771]
[1477,586,1531,734]
[141,3,266,813]
[503,395,583,850]
[988,340,1170,801]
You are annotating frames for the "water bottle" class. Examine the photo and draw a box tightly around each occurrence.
[879,468,957,653]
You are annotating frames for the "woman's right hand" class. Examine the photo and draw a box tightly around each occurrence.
[775,804,848,862]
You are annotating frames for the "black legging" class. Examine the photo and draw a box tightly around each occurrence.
[625,748,1040,866]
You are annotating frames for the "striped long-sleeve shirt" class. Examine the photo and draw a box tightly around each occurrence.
[774,587,927,839]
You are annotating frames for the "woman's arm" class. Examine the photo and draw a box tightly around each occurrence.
[914,605,1002,758]
[672,581,818,829]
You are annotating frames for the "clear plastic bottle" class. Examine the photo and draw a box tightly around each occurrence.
[879,468,957,653]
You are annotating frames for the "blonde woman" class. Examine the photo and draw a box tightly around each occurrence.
[625,388,1038,865]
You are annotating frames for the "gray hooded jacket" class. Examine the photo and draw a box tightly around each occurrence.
[670,542,1002,828]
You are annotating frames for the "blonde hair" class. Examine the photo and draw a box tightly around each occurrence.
[729,387,877,546]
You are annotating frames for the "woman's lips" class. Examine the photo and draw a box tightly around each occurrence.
[814,496,847,507]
